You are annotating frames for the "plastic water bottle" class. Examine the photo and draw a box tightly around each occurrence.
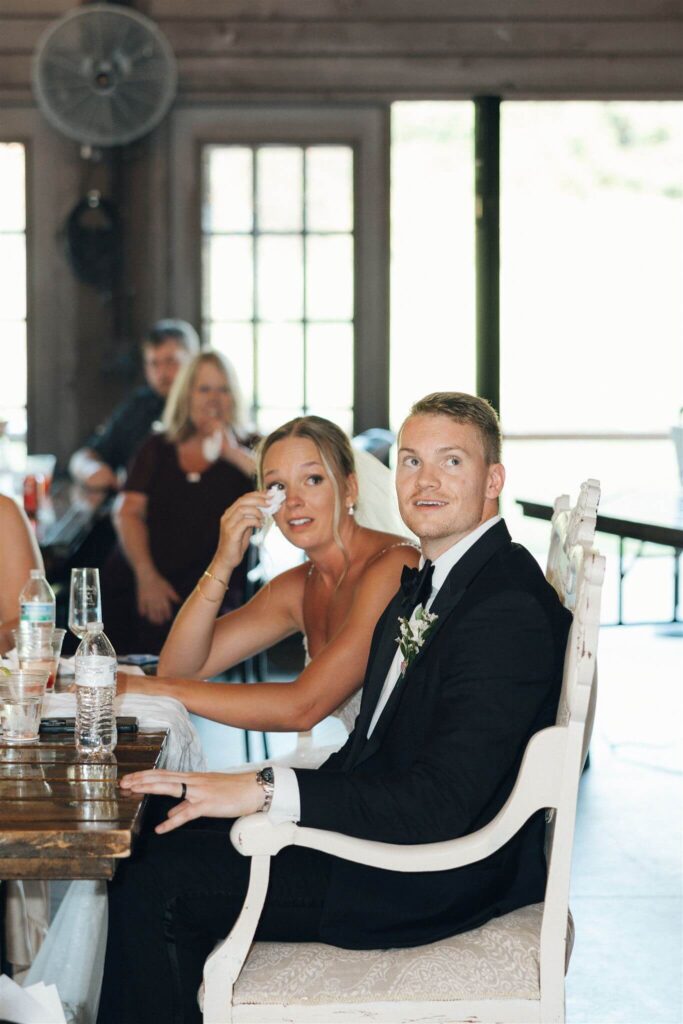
[19,570,55,632]
[75,622,117,755]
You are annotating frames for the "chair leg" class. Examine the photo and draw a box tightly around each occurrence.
[243,729,251,762]
[262,732,270,759]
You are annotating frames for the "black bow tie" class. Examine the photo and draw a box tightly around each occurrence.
[400,560,434,612]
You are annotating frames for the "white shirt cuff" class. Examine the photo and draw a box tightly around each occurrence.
[266,766,301,824]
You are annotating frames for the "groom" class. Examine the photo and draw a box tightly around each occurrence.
[99,392,572,1024]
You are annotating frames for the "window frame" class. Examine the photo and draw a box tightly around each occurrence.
[169,105,390,433]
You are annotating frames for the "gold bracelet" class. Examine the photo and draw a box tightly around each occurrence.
[195,579,222,603]
[203,568,228,588]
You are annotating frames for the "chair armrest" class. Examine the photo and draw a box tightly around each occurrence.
[230,813,298,856]
[231,725,567,873]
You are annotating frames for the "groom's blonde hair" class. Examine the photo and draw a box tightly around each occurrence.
[403,392,502,465]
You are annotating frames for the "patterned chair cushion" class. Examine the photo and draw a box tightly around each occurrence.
[233,903,544,1005]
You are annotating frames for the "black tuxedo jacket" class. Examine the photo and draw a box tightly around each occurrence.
[294,520,572,949]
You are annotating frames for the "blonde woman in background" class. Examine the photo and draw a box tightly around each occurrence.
[101,351,256,654]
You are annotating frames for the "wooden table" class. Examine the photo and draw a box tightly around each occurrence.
[0,730,168,880]
[517,490,683,624]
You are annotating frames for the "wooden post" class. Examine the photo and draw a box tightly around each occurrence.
[474,96,500,414]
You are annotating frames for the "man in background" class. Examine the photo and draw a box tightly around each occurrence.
[69,319,199,491]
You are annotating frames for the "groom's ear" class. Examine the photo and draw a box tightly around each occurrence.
[485,463,505,500]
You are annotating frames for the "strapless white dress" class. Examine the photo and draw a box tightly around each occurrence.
[265,637,361,769]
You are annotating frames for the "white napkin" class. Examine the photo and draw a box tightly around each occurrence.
[0,975,66,1023]
[202,427,224,463]
[42,692,207,773]
[260,486,285,516]
[1,649,18,670]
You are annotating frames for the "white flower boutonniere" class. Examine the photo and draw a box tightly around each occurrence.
[396,606,438,676]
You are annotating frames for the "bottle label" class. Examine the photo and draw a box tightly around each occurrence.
[75,655,117,688]
[20,602,54,624]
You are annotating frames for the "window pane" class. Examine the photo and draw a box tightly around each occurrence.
[257,147,303,232]
[207,322,254,417]
[257,323,304,408]
[202,136,356,430]
[306,147,353,232]
[307,323,353,409]
[0,236,26,321]
[0,321,27,414]
[501,101,683,433]
[308,407,354,434]
[502,438,678,624]
[390,103,476,428]
[203,147,252,233]
[204,236,253,321]
[306,235,353,321]
[257,236,303,321]
[0,143,26,462]
[0,144,25,232]
[258,407,305,435]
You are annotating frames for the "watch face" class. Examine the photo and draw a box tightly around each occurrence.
[260,766,274,785]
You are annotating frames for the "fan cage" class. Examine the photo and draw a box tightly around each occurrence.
[32,3,177,148]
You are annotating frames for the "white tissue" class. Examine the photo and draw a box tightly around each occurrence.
[202,428,223,463]
[261,487,285,516]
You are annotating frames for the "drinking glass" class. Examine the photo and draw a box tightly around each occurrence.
[0,671,50,743]
[68,568,102,640]
[13,626,66,692]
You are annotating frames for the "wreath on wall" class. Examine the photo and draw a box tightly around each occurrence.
[64,189,121,292]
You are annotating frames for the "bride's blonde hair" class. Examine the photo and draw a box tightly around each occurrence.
[257,416,356,556]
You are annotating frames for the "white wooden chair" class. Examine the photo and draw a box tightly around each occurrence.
[201,480,605,1024]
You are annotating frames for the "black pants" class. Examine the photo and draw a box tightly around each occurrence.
[97,798,331,1024]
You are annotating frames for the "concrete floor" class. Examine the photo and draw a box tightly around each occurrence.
[195,622,683,1024]
[566,625,682,1024]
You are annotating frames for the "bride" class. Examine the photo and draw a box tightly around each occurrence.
[119,414,419,746]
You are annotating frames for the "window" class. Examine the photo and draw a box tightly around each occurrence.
[499,102,683,621]
[498,103,683,496]
[0,142,27,486]
[202,144,355,435]
[500,101,682,450]
[390,103,476,428]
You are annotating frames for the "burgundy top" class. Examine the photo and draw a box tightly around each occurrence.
[102,432,254,654]
[125,433,253,594]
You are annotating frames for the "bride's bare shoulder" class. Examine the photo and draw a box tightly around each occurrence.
[361,529,420,571]
[265,560,309,598]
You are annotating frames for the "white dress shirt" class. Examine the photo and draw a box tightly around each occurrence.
[267,516,502,824]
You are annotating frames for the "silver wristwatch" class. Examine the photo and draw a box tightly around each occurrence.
[255,766,275,813]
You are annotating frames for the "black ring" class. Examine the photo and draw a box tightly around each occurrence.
[180,782,187,800]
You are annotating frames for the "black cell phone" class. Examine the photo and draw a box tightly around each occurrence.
[40,716,139,733]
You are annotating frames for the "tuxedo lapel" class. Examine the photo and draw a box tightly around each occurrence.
[349,520,512,769]
[407,519,512,673]
[342,590,405,767]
